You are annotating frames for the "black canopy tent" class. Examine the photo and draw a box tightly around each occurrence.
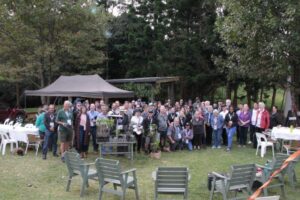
[24,74,134,99]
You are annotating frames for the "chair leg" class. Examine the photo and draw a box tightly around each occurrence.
[3,143,7,155]
[66,176,72,192]
[272,145,275,158]
[25,143,29,154]
[80,177,87,197]
[256,145,259,156]
[113,183,117,190]
[133,178,139,200]
[99,186,103,200]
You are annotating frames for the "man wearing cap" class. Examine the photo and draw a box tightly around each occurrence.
[142,108,158,154]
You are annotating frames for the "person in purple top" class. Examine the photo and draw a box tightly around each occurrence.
[238,104,251,147]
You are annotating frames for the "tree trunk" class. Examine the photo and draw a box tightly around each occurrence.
[233,84,238,107]
[246,89,251,106]
[40,57,46,105]
[226,81,231,99]
[271,85,277,109]
[15,82,20,107]
[259,87,264,102]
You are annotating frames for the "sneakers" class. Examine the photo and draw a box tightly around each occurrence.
[53,153,59,157]
[42,154,46,160]
[226,148,231,152]
[217,146,221,149]
[212,146,216,149]
[248,141,252,144]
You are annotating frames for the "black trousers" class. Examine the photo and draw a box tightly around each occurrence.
[250,124,256,144]
[193,133,205,147]
[133,132,142,152]
[205,125,212,145]
[239,126,248,145]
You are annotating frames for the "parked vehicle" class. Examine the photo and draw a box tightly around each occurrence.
[0,103,26,123]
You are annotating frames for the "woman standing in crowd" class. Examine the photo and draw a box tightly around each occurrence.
[192,111,206,149]
[225,105,238,152]
[238,104,251,147]
[210,109,224,149]
[74,106,90,158]
[130,109,144,153]
[253,102,270,148]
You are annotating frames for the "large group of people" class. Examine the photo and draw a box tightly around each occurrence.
[35,97,298,161]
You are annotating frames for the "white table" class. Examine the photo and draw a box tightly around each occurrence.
[0,124,39,143]
[271,127,300,141]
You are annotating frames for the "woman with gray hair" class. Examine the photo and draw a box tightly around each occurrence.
[253,102,270,148]
[210,109,224,148]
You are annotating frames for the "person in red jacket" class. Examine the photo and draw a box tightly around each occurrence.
[253,102,270,148]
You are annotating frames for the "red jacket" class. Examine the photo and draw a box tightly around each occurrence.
[259,109,270,129]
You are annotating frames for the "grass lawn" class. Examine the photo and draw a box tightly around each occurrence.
[0,142,299,200]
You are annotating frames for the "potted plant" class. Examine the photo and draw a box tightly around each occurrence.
[150,140,161,159]
[96,118,115,141]
[147,124,161,159]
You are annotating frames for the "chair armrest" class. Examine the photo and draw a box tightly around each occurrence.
[81,162,95,166]
[121,168,137,175]
[211,172,227,180]
[256,164,272,170]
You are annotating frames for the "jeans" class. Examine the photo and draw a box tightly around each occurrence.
[43,130,57,156]
[184,140,193,151]
[212,129,222,147]
[90,126,98,151]
[226,126,237,149]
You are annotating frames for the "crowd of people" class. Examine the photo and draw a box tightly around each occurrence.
[35,97,299,161]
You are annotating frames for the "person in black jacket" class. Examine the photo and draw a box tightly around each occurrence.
[270,106,283,128]
[43,104,58,159]
[142,109,158,154]
[224,105,238,152]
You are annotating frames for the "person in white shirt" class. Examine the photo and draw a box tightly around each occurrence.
[130,109,144,153]
[220,105,228,145]
[249,102,258,146]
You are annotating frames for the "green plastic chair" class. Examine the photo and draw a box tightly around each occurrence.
[64,151,98,197]
[209,164,256,200]
[95,158,139,200]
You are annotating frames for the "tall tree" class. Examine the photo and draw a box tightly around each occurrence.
[0,0,109,104]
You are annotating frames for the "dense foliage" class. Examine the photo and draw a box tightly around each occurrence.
[0,0,299,106]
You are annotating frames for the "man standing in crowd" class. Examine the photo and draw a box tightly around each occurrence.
[42,104,58,159]
[157,106,168,150]
[220,105,228,146]
[167,117,183,151]
[56,101,73,162]
[87,103,99,153]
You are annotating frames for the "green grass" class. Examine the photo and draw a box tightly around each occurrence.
[0,142,299,200]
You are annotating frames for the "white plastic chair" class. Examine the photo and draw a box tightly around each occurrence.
[3,118,10,125]
[8,121,14,126]
[0,130,18,155]
[24,124,35,128]
[13,123,22,127]
[10,130,40,156]
[256,132,275,158]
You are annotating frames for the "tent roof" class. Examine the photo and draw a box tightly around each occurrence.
[24,74,134,98]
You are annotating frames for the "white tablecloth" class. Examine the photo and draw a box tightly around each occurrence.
[0,124,39,143]
[271,127,300,141]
